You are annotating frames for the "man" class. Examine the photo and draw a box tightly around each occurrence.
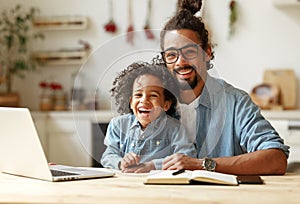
[160,0,289,175]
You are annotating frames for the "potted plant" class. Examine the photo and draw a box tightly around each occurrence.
[0,4,44,106]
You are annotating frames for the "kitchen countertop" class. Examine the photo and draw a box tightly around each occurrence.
[31,109,300,122]
[32,110,115,123]
[261,110,300,120]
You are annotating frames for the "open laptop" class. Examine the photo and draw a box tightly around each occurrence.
[0,107,115,181]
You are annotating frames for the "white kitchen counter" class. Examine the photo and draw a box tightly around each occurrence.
[32,110,114,123]
[262,110,300,120]
[32,109,300,122]
[30,109,300,165]
[31,110,115,167]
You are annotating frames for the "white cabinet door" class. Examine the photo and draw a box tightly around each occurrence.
[47,118,92,167]
[268,119,289,139]
[32,113,48,157]
[269,119,300,163]
[287,121,300,163]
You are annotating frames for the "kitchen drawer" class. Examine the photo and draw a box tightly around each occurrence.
[287,120,300,145]
[48,119,76,133]
[47,119,92,166]
[288,120,300,131]
[288,145,300,163]
[269,120,288,131]
[288,130,300,145]
[48,131,91,166]
[268,119,300,162]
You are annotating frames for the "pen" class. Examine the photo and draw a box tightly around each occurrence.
[172,169,185,176]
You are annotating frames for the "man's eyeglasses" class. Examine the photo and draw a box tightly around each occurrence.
[161,44,202,64]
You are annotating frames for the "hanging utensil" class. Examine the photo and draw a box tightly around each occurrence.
[126,0,134,44]
[144,0,155,40]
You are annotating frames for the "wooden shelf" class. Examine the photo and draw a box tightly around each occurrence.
[273,0,300,8]
[0,92,19,107]
[33,15,88,30]
[33,49,89,65]
[0,77,7,83]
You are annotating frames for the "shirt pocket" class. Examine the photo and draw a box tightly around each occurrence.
[140,139,171,156]
[121,138,139,155]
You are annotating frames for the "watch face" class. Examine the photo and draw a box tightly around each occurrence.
[204,158,216,171]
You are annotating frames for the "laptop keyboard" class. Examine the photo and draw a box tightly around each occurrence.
[50,169,80,177]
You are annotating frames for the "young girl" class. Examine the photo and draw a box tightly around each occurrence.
[101,62,196,173]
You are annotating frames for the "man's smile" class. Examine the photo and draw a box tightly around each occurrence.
[174,66,195,76]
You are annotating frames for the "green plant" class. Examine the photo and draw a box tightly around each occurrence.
[228,0,238,39]
[0,4,44,93]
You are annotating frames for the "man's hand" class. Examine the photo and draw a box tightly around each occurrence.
[122,161,155,173]
[162,153,202,170]
[120,152,140,170]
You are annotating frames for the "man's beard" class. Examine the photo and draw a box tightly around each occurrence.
[179,76,199,90]
[174,67,200,90]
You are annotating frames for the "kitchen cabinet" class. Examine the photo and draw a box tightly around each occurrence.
[32,112,48,155]
[47,118,92,167]
[267,119,299,162]
[32,110,300,166]
[262,110,300,163]
[32,111,113,167]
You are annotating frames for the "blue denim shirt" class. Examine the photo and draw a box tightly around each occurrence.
[101,112,197,170]
[190,75,290,158]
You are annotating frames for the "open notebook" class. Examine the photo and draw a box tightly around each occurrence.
[144,170,238,185]
[0,107,115,181]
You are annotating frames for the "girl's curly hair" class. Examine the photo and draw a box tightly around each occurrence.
[110,61,180,118]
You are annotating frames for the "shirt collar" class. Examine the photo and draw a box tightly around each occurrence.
[198,75,224,109]
[179,94,200,110]
[130,116,140,130]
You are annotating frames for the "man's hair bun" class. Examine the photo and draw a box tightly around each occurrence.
[177,0,202,15]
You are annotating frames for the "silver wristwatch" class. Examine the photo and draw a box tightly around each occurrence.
[202,157,216,172]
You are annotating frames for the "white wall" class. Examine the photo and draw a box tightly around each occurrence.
[1,0,300,110]
[204,0,300,108]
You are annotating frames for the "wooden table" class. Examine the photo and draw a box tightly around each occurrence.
[0,171,299,204]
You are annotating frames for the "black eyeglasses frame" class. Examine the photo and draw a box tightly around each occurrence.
[161,43,203,64]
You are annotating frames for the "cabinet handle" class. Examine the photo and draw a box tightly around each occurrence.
[288,121,300,130]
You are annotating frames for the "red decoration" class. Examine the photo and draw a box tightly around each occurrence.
[104,20,117,33]
[144,25,155,40]
[39,81,48,89]
[50,82,63,90]
[127,24,134,44]
[39,81,62,91]
[104,0,118,33]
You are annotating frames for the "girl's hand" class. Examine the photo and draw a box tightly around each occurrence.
[120,152,140,170]
[122,161,155,173]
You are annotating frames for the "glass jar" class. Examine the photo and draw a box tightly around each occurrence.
[40,94,53,111]
[53,90,67,111]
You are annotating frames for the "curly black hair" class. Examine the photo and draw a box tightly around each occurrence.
[160,0,214,68]
[110,61,180,118]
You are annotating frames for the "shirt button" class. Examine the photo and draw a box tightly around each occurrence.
[156,140,161,146]
[131,143,135,147]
